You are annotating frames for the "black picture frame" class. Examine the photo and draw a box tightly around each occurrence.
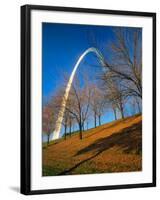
[21,4,156,195]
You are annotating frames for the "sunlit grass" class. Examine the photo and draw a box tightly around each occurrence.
[43,114,142,176]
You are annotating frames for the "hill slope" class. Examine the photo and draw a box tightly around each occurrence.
[43,114,142,176]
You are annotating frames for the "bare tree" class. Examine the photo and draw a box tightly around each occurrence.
[102,27,142,99]
[90,84,107,127]
[87,27,142,100]
[128,96,142,116]
[42,104,55,145]
[90,86,98,128]
[61,109,69,140]
[68,114,75,137]
[65,77,91,139]
[65,98,76,138]
[102,72,128,119]
[111,102,118,120]
[96,92,107,126]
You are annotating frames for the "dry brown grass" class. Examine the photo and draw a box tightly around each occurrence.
[43,114,142,176]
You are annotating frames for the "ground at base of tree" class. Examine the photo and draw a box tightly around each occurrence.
[42,114,142,176]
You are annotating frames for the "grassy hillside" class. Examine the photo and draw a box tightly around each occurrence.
[42,114,142,176]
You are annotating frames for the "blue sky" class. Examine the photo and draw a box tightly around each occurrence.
[42,23,141,137]
[42,23,116,98]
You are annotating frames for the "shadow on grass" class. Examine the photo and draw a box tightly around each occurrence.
[83,114,141,139]
[84,119,124,139]
[58,121,142,175]
[77,121,142,156]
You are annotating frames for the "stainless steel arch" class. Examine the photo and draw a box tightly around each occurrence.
[51,47,105,140]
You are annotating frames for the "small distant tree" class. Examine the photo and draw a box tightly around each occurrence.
[97,99,106,126]
[90,85,107,127]
[61,109,69,140]
[42,104,55,145]
[50,88,69,140]
[90,86,98,128]
[129,96,142,116]
[65,77,91,140]
[68,114,76,137]
[101,71,128,119]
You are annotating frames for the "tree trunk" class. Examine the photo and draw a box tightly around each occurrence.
[69,123,72,137]
[79,123,83,140]
[64,125,67,140]
[82,123,85,131]
[94,112,97,128]
[47,134,50,146]
[113,108,117,120]
[136,99,141,114]
[121,111,124,119]
[120,104,124,119]
[98,115,101,126]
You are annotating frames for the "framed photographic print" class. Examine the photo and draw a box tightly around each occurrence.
[21,4,156,195]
